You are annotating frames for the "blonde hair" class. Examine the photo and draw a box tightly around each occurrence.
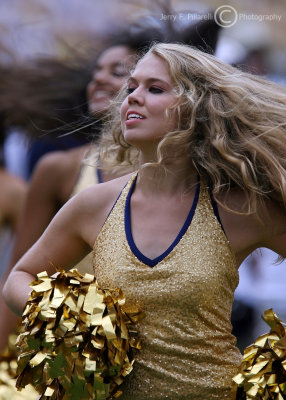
[98,42,286,215]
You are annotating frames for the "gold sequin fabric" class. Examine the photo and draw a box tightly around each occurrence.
[92,174,242,399]
[70,160,100,275]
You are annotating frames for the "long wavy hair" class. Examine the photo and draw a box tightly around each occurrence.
[98,42,286,216]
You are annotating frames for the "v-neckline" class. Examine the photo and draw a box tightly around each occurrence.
[124,175,200,267]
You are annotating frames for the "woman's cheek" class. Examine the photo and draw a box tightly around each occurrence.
[120,99,128,120]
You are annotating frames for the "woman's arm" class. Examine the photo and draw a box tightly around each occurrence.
[0,169,27,231]
[255,200,286,259]
[3,191,91,315]
[0,148,85,353]
[260,222,286,259]
[0,170,27,352]
[217,191,286,265]
[8,147,87,267]
[3,174,130,316]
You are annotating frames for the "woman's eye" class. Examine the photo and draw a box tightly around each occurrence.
[149,87,163,94]
[126,87,135,94]
[113,69,128,78]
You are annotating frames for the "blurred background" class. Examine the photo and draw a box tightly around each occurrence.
[0,0,286,352]
[0,0,285,75]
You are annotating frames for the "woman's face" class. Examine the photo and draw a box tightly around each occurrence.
[87,45,135,115]
[120,53,178,151]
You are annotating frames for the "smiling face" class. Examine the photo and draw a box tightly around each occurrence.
[87,45,135,115]
[120,53,178,153]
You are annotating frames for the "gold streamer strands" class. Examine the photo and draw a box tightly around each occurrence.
[233,309,286,400]
[15,269,144,399]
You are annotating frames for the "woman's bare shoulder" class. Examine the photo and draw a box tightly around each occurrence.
[0,169,27,209]
[0,168,27,195]
[216,188,286,262]
[29,145,91,203]
[73,172,134,209]
[60,173,134,247]
[34,145,90,176]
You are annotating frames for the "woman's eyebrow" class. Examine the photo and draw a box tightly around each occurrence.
[112,62,128,68]
[127,76,171,87]
[96,61,126,69]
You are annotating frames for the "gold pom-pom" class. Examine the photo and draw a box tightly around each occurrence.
[233,309,286,400]
[15,269,144,399]
[0,332,20,379]
[0,331,38,399]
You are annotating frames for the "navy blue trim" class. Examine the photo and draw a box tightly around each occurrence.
[125,177,200,268]
[208,186,226,234]
[100,176,133,232]
[96,168,103,184]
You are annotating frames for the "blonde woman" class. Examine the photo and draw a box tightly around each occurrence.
[4,43,286,399]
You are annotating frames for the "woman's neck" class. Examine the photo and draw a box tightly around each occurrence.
[136,163,198,197]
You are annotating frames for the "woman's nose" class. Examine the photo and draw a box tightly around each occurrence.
[93,68,109,84]
[128,87,143,104]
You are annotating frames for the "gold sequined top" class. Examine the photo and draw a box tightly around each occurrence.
[70,160,101,275]
[70,160,102,198]
[93,174,242,400]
